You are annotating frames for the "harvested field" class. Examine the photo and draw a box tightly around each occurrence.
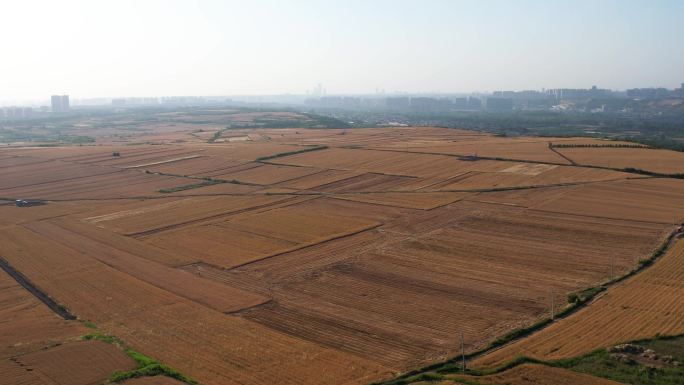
[467,177,684,223]
[210,163,321,185]
[426,166,630,191]
[381,139,572,164]
[144,155,246,176]
[3,125,684,385]
[0,268,86,358]
[460,364,623,385]
[22,219,269,311]
[556,146,684,174]
[0,168,196,200]
[0,226,393,385]
[334,191,469,209]
[273,147,516,178]
[227,201,668,369]
[0,159,117,191]
[2,340,137,385]
[202,142,304,161]
[473,238,684,369]
[276,169,364,189]
[86,195,290,235]
[315,172,418,192]
[148,198,381,268]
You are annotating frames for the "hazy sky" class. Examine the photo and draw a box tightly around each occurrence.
[3,0,683,101]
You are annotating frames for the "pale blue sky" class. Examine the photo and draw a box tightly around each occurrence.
[2,0,683,100]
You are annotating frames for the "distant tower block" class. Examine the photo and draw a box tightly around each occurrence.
[61,95,70,110]
[51,95,70,112]
[51,95,62,111]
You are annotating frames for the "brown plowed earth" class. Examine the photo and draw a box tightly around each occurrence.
[86,194,293,236]
[21,219,269,313]
[210,163,321,185]
[332,191,469,210]
[3,127,683,385]
[2,340,137,385]
[272,147,517,178]
[473,238,684,368]
[0,225,393,385]
[0,269,86,359]
[145,197,387,268]
[556,146,684,174]
[470,177,684,224]
[441,364,623,385]
[0,167,196,200]
[313,172,417,193]
[198,200,668,370]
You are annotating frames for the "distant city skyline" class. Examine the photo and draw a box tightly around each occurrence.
[2,0,683,101]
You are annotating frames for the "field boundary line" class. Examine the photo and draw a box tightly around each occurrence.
[0,256,76,320]
[228,223,383,270]
[126,196,303,238]
[547,144,577,165]
[371,228,678,385]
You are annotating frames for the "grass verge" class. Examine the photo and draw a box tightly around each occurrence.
[82,331,198,384]
[382,334,684,385]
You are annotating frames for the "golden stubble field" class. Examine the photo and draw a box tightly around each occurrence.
[1,123,683,385]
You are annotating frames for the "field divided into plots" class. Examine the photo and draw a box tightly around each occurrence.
[1,126,681,385]
[472,238,684,369]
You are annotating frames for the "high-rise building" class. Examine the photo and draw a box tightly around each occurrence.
[51,95,70,111]
[51,95,62,111]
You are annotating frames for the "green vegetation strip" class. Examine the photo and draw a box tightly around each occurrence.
[82,331,198,384]
[256,145,328,161]
[372,231,677,385]
[207,128,227,143]
[158,179,224,193]
[381,334,684,385]
[549,143,650,149]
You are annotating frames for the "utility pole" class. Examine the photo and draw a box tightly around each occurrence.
[460,331,466,372]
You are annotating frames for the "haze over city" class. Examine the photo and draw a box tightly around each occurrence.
[3,0,684,102]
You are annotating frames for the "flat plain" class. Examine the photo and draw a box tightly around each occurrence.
[2,111,684,385]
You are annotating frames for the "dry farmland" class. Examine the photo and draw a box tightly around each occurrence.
[1,120,683,385]
[460,364,624,385]
[472,238,684,368]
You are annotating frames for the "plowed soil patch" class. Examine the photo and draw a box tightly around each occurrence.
[4,340,136,385]
[274,148,516,178]
[277,169,363,190]
[0,269,86,359]
[0,226,393,385]
[0,169,195,200]
[210,163,321,185]
[235,201,667,370]
[473,238,684,368]
[22,219,268,312]
[557,146,684,174]
[468,177,684,224]
[333,191,469,209]
[87,195,289,235]
[149,198,381,268]
[460,364,622,385]
[428,167,629,191]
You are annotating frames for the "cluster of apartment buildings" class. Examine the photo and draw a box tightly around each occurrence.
[305,84,684,113]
